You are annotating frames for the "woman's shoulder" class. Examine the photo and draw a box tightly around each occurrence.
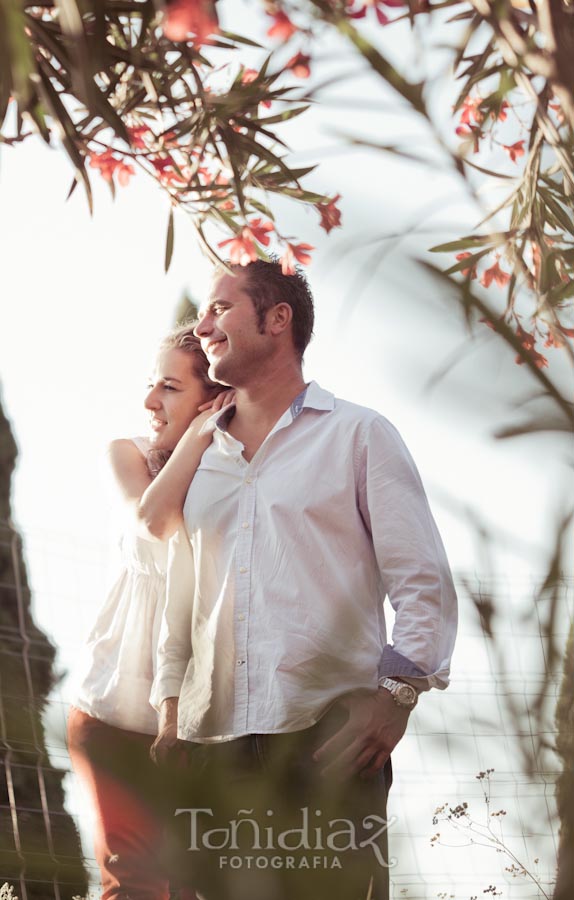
[108,436,150,459]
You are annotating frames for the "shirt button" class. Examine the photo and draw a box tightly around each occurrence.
[245,477,253,484]
[237,614,245,621]
[239,566,247,574]
[237,659,245,666]
[241,522,250,529]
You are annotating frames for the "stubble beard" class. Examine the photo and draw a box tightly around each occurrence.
[208,356,235,388]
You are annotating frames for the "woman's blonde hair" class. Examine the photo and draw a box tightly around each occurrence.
[158,322,221,399]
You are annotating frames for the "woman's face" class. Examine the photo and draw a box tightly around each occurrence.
[145,347,208,451]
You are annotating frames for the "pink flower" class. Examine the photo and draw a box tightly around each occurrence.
[89,150,135,186]
[241,68,259,84]
[163,0,218,45]
[544,330,563,349]
[502,140,525,162]
[150,155,188,185]
[267,11,297,42]
[280,242,314,275]
[218,219,275,266]
[346,0,405,25]
[316,195,342,234]
[456,123,482,153]
[127,125,150,149]
[459,95,483,126]
[480,258,511,288]
[245,218,274,246]
[285,52,311,79]
[455,252,477,280]
[514,324,548,369]
[218,233,258,266]
[549,101,565,124]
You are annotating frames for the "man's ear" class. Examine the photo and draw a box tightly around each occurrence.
[267,302,293,336]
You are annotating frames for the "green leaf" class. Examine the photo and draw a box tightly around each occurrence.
[453,63,503,114]
[551,279,574,302]
[253,105,311,126]
[540,188,574,237]
[254,164,317,183]
[2,4,36,106]
[36,63,93,212]
[247,198,276,221]
[462,158,515,180]
[66,176,79,202]
[443,247,492,276]
[165,207,175,273]
[335,18,425,115]
[26,100,51,144]
[277,186,329,203]
[430,233,511,253]
[0,25,13,130]
[218,30,263,49]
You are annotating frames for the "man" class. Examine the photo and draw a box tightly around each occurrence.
[151,259,457,899]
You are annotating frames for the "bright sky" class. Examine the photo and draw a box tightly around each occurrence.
[0,4,571,896]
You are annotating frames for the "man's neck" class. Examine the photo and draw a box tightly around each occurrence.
[233,364,306,428]
[227,362,307,460]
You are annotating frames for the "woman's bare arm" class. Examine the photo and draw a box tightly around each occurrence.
[108,392,233,542]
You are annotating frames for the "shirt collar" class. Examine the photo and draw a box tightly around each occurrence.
[198,380,334,437]
[300,380,335,414]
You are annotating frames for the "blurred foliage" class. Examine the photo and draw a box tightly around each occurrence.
[0,0,334,270]
[0,396,88,896]
[1,1,573,897]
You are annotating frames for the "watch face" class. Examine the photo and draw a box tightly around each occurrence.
[396,684,415,705]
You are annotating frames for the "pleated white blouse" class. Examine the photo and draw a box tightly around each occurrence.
[73,437,168,735]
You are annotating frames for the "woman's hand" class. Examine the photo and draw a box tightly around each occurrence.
[136,390,235,541]
[197,388,236,415]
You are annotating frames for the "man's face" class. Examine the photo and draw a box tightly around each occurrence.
[194,271,272,386]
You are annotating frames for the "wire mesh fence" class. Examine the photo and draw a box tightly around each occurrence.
[1,517,570,899]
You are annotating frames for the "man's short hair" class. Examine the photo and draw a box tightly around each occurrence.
[226,258,315,358]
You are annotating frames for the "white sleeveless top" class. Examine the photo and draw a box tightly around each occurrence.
[73,437,168,735]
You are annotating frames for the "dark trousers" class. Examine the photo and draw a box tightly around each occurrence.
[170,707,391,900]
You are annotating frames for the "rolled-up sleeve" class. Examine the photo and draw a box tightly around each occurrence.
[150,526,195,709]
[357,416,457,691]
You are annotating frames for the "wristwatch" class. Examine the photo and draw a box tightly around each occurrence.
[378,677,418,709]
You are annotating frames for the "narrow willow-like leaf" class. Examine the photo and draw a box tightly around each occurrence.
[165,206,175,273]
[218,30,263,49]
[463,158,515,180]
[248,198,276,221]
[420,259,574,424]
[0,21,13,130]
[3,2,35,106]
[443,247,492,276]
[540,188,574,237]
[335,16,425,116]
[37,65,93,212]
[253,106,311,127]
[430,232,511,253]
[26,101,51,143]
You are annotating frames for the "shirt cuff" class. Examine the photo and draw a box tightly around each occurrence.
[149,670,185,711]
[379,645,431,692]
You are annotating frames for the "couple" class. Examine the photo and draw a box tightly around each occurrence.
[68,258,457,900]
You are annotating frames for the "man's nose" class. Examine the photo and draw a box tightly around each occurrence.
[193,313,213,337]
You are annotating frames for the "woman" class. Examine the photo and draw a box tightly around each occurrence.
[67,324,231,900]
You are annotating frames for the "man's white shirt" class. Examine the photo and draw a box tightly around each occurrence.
[151,382,457,742]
